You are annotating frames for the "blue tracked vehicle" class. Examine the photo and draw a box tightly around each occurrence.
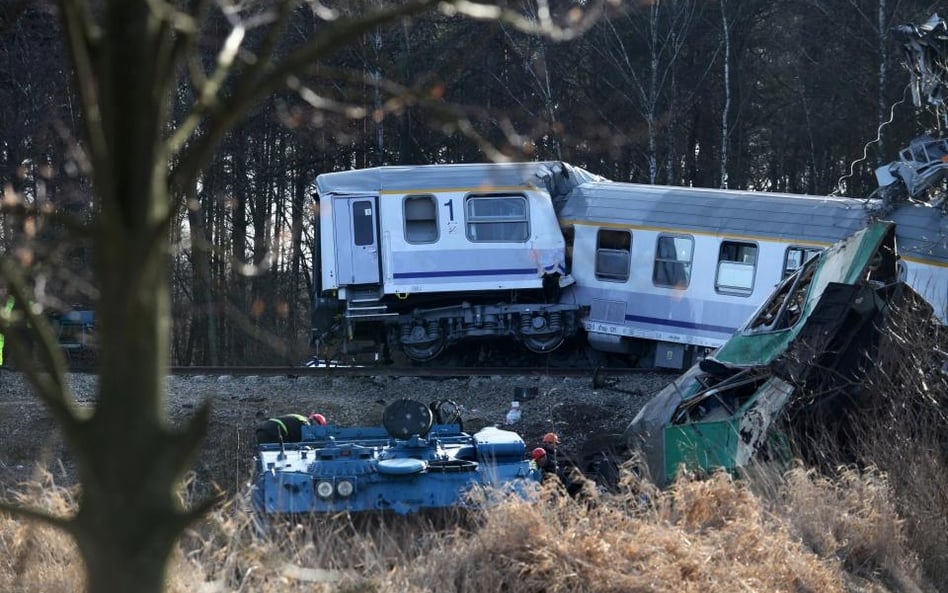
[252,399,541,516]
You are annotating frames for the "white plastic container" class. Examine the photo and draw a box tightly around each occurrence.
[505,401,522,425]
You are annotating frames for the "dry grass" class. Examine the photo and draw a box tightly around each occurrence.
[776,466,926,593]
[0,470,81,593]
[757,292,946,593]
[2,467,900,593]
[845,299,948,591]
[800,301,948,588]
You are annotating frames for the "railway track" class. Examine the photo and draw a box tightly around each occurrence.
[60,365,670,379]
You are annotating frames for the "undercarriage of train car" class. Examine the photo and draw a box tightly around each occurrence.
[387,300,582,362]
[310,280,584,365]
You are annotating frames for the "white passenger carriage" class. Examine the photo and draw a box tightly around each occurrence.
[314,162,596,361]
[559,182,881,368]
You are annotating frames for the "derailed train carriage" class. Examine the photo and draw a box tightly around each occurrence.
[558,175,946,369]
[559,184,876,368]
[311,150,946,369]
[312,162,598,362]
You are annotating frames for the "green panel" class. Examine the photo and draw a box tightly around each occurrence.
[713,222,891,367]
[712,330,794,367]
[664,420,740,481]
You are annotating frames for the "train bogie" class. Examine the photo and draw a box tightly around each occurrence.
[387,302,581,361]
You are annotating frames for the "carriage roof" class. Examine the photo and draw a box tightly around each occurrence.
[885,202,948,264]
[559,180,876,245]
[315,162,568,195]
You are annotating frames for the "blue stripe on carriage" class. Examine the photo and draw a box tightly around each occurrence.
[624,314,737,335]
[393,268,538,279]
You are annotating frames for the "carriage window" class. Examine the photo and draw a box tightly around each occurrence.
[404,195,438,243]
[653,234,693,288]
[595,229,632,282]
[716,240,758,296]
[465,195,529,242]
[783,246,823,278]
[352,200,374,246]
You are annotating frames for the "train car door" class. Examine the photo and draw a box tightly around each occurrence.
[333,195,380,285]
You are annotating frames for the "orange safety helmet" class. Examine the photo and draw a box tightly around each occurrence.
[542,432,560,445]
[309,413,327,426]
[531,447,547,462]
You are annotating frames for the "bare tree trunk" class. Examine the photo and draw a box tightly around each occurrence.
[54,3,213,589]
[188,202,215,365]
[719,0,731,189]
[646,3,659,183]
[74,175,203,591]
[290,164,307,356]
[876,0,887,164]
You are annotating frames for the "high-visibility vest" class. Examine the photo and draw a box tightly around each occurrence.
[269,414,309,435]
[0,297,14,366]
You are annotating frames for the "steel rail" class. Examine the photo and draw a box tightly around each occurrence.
[165,365,664,378]
[58,365,669,378]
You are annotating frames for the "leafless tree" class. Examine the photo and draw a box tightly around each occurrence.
[0,2,610,592]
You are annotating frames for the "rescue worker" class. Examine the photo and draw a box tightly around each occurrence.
[530,447,546,463]
[541,432,562,465]
[531,446,564,486]
[255,412,327,445]
[0,296,15,367]
[537,432,585,496]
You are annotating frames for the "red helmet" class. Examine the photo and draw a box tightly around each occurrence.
[309,413,327,426]
[531,447,547,462]
[542,432,560,445]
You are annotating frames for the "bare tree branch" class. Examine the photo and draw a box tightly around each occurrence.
[0,500,74,533]
[57,0,110,199]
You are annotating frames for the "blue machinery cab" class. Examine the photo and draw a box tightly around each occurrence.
[253,399,541,516]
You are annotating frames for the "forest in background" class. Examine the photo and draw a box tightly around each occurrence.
[0,1,941,365]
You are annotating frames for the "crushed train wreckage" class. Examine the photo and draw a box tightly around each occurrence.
[620,221,938,487]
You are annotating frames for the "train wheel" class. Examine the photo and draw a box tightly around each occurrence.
[521,331,565,354]
[399,320,446,362]
[519,312,567,354]
[401,335,445,362]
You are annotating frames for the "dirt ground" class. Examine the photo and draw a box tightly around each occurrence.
[0,370,672,497]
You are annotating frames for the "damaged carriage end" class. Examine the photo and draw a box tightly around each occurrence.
[622,221,934,487]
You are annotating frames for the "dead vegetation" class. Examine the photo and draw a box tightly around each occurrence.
[0,460,936,593]
[820,296,947,590]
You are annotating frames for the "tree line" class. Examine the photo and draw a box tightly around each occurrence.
[0,1,938,366]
